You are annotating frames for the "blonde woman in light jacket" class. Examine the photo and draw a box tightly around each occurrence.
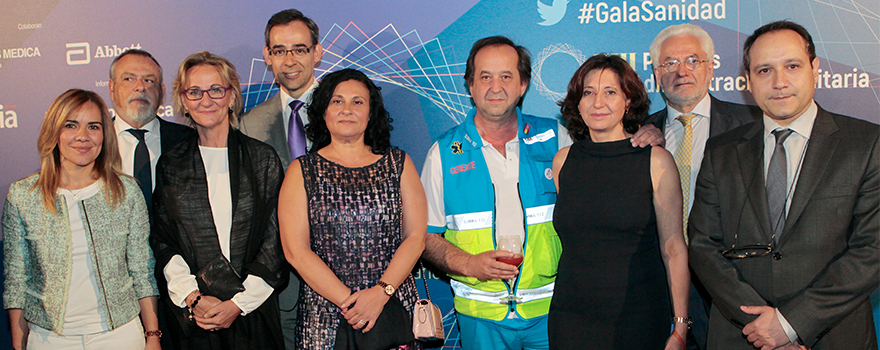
[2,89,160,350]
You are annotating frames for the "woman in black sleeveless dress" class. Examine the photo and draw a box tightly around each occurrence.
[549,54,690,349]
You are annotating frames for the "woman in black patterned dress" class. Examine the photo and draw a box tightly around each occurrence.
[277,68,427,349]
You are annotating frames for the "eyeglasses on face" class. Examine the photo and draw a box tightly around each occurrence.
[268,44,316,58]
[658,57,709,72]
[182,86,229,101]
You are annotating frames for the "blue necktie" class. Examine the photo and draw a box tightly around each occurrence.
[288,100,307,159]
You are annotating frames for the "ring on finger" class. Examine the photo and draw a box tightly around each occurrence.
[357,320,366,325]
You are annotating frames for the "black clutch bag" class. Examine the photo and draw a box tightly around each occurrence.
[167,255,245,337]
[196,255,246,300]
[334,296,415,350]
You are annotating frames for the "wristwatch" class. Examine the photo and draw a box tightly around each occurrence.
[376,280,396,296]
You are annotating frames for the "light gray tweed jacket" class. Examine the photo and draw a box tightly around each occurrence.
[2,174,158,332]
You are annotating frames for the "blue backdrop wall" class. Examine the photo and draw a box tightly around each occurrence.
[1,1,878,348]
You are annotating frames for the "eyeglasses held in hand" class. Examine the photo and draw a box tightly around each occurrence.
[721,244,773,260]
[268,44,316,58]
[658,57,708,72]
[182,86,230,101]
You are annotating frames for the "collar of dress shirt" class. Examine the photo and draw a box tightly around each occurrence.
[665,93,712,128]
[762,100,818,141]
[114,115,160,138]
[280,80,319,115]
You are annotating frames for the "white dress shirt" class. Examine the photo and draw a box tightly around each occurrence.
[114,117,161,190]
[761,101,818,345]
[762,101,817,215]
[663,94,712,216]
[280,82,318,150]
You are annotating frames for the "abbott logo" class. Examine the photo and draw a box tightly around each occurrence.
[66,42,90,65]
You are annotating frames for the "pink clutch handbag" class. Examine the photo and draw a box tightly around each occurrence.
[412,264,445,341]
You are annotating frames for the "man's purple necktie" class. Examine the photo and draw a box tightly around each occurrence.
[288,100,307,159]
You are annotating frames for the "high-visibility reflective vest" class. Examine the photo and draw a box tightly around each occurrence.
[433,108,562,321]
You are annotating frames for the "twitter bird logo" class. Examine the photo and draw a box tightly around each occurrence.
[537,0,568,26]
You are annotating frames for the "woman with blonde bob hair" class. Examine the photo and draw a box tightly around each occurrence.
[151,52,286,349]
[3,89,160,349]
[171,51,244,128]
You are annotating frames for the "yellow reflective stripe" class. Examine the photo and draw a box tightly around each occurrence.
[450,280,554,305]
[446,211,493,231]
[525,204,554,225]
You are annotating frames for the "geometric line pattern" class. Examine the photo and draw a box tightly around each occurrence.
[243,22,470,125]
[532,43,586,102]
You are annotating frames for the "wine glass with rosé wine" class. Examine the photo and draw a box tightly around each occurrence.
[496,235,523,306]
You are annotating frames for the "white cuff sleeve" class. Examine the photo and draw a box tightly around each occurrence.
[775,308,799,344]
[230,274,275,316]
[164,255,199,308]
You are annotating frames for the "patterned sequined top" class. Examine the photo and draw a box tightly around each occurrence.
[295,147,419,350]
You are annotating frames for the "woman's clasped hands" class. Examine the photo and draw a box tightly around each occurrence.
[339,286,390,333]
[189,292,242,332]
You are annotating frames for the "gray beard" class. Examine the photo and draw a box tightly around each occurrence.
[666,93,703,109]
[118,108,158,127]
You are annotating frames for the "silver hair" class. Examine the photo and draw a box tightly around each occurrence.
[649,23,715,67]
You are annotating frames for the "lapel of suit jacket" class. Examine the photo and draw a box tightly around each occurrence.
[265,93,292,161]
[654,108,669,132]
[709,95,733,137]
[737,121,775,240]
[158,118,177,152]
[777,108,839,247]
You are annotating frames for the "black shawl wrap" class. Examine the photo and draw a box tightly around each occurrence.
[151,127,287,349]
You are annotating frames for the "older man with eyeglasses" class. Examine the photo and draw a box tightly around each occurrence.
[644,24,763,350]
[238,9,323,350]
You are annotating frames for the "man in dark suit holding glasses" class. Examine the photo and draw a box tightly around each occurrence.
[689,20,878,350]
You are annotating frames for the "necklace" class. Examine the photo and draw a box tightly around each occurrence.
[68,187,86,201]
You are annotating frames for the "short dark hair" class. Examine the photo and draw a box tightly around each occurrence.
[558,54,649,141]
[743,20,816,75]
[306,69,393,154]
[463,36,532,90]
[264,9,320,47]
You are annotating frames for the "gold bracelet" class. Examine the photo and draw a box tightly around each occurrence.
[145,330,162,338]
